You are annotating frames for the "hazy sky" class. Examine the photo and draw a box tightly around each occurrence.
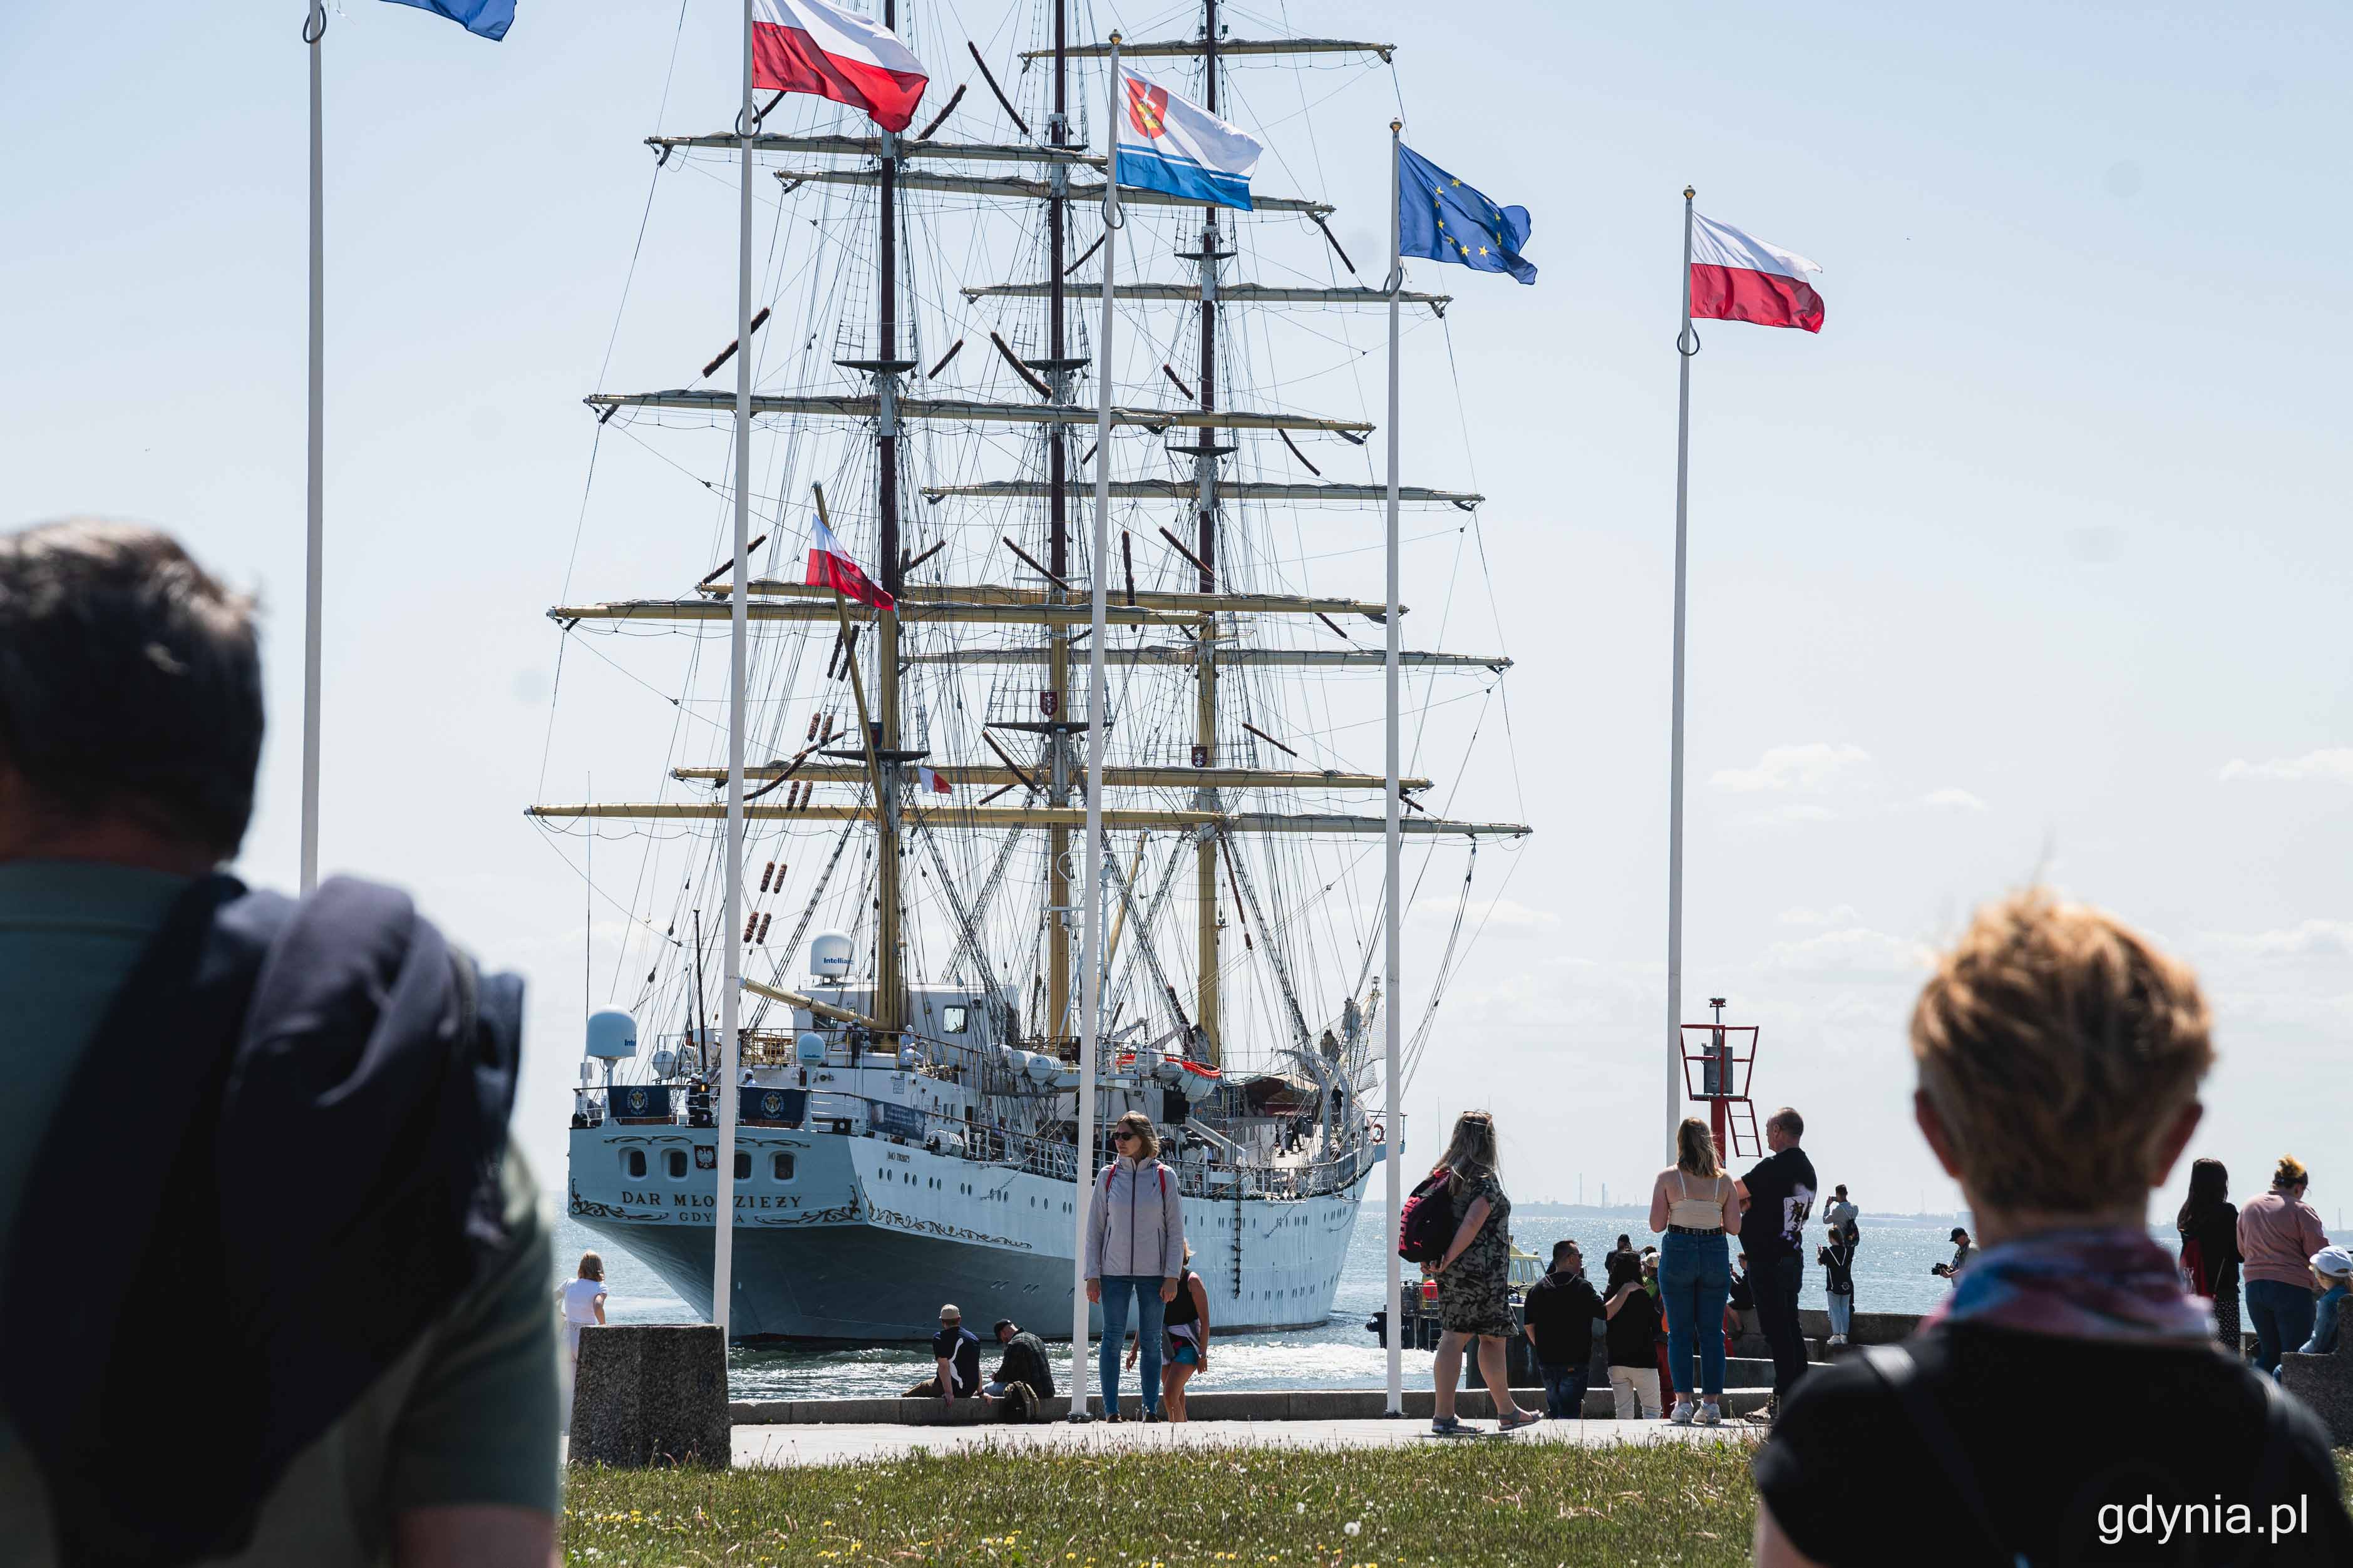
[5,0,2349,1225]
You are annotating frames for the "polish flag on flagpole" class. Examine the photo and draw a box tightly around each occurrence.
[914,766,952,795]
[805,519,895,610]
[752,0,929,133]
[1690,214,1825,333]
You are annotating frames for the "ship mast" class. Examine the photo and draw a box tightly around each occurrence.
[1187,0,1226,1064]
[1044,0,1074,1051]
[847,0,912,1035]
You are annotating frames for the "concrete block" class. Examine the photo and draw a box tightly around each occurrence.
[572,1325,729,1468]
[2280,1340,2353,1447]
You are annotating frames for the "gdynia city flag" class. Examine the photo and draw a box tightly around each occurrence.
[1397,145,1537,285]
[1114,73,1262,211]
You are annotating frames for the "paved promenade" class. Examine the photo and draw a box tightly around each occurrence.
[728,1414,1764,1468]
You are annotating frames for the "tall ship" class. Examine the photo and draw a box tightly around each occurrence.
[535,0,1527,1343]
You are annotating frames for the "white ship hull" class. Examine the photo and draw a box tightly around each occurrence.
[568,1120,1380,1343]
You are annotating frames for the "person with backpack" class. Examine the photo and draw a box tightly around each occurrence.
[1752,890,2353,1567]
[1816,1229,1855,1348]
[1415,1110,1539,1435]
[2175,1157,2240,1353]
[1648,1115,1742,1426]
[0,521,559,1566]
[1083,1110,1185,1421]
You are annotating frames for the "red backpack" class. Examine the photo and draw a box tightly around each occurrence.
[1397,1169,1456,1263]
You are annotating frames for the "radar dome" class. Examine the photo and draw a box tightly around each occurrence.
[585,1008,639,1060]
[808,931,854,981]
[795,1031,828,1065]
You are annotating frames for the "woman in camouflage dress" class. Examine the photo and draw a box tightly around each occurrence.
[1426,1110,1539,1433]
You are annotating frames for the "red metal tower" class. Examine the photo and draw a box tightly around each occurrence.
[1680,997,1761,1162]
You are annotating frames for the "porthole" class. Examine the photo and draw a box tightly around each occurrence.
[735,1151,751,1181]
[773,1152,796,1181]
[622,1148,646,1179]
[665,1149,687,1179]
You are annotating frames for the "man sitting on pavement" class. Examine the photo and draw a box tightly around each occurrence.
[985,1318,1055,1421]
[906,1303,984,1401]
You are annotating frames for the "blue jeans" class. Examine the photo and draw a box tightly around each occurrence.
[2247,1278,2317,1376]
[1660,1229,1731,1397]
[1097,1274,1165,1415]
[1826,1291,1853,1338]
[1538,1361,1589,1418]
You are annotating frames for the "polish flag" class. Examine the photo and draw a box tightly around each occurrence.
[1690,213,1825,334]
[752,0,929,134]
[805,519,895,610]
[914,766,952,795]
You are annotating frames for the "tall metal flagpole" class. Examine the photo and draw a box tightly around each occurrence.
[1666,187,1697,1162]
[714,0,756,1340]
[1381,120,1405,1417]
[301,0,327,894]
[1069,31,1122,1420]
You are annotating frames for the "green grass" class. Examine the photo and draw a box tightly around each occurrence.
[563,1440,1763,1568]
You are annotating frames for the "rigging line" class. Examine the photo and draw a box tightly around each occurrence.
[529,821,687,946]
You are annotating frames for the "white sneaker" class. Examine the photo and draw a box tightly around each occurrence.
[1695,1402,1724,1426]
[1669,1399,1696,1425]
[1827,1334,1848,1348]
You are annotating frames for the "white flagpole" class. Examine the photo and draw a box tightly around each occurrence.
[1666,187,1696,1162]
[714,0,755,1341]
[1381,120,1405,1418]
[300,1,326,894]
[1069,31,1121,1420]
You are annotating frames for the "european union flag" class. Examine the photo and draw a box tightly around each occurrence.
[381,0,516,41]
[1397,145,1536,285]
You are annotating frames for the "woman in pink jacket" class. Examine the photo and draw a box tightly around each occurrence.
[2238,1154,2327,1375]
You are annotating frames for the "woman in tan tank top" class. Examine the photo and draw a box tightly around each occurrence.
[1645,1117,1743,1424]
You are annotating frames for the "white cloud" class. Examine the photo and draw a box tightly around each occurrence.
[2201,921,2353,961]
[2218,748,2353,784]
[1710,742,1871,794]
[1756,926,1936,980]
[1918,787,1989,812]
[1412,895,1557,931]
[1776,904,1863,928]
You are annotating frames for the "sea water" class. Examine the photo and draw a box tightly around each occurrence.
[552,1202,2121,1401]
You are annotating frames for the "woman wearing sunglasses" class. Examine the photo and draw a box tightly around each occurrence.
[1083,1110,1187,1421]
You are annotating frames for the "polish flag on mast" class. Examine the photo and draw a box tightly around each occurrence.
[752,0,929,134]
[805,518,895,610]
[1689,213,1825,333]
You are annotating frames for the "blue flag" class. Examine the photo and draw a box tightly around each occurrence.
[1397,145,1535,285]
[381,0,516,41]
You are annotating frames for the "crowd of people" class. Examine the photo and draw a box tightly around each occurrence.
[6,520,2350,1566]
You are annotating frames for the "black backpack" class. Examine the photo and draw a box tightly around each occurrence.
[1398,1169,1456,1263]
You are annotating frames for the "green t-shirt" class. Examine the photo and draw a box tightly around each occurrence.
[0,861,561,1564]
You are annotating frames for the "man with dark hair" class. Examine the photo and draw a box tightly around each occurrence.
[0,521,559,1567]
[1520,1239,1606,1417]
[1738,1106,1818,1417]
[986,1318,1055,1422]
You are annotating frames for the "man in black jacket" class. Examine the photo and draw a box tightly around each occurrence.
[1521,1239,1607,1417]
[0,521,558,1567]
[987,1318,1056,1404]
[1739,1107,1818,1413]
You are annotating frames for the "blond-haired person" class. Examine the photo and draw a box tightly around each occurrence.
[1753,891,2353,1567]
[1082,1110,1184,1420]
[2238,1154,2327,1375]
[1424,1110,1538,1434]
[1648,1116,1741,1425]
[557,1253,607,1368]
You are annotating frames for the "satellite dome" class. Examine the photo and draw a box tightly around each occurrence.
[585,1008,638,1060]
[795,1030,828,1064]
[808,931,854,981]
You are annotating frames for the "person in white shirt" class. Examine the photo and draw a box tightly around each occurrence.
[557,1253,609,1367]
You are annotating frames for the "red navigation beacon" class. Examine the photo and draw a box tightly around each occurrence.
[1680,997,1761,1161]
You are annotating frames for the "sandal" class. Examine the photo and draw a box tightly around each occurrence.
[1496,1408,1543,1432]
